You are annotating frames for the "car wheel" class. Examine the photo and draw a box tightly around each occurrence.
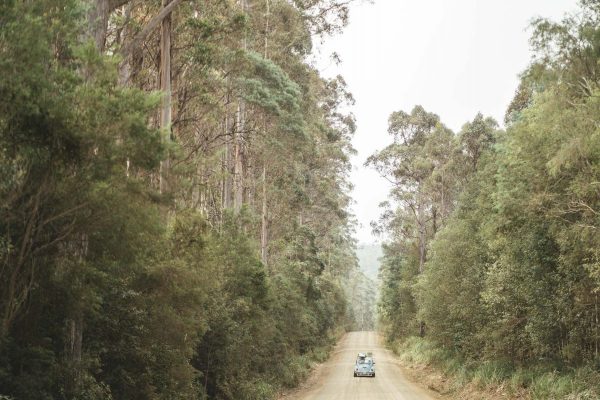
[353,372,357,377]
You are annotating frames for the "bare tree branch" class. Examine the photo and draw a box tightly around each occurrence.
[120,0,185,61]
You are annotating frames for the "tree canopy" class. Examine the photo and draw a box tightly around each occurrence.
[375,0,600,377]
[0,0,366,399]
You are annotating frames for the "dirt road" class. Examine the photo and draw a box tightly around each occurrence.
[284,331,438,400]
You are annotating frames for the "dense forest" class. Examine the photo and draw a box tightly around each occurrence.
[356,243,382,282]
[0,0,368,399]
[4,0,600,398]
[374,0,600,396]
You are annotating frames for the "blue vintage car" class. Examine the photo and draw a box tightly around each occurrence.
[353,352,375,377]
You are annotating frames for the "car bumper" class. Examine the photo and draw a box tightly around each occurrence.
[354,371,375,377]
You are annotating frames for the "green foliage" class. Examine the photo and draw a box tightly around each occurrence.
[378,242,420,341]
[0,8,168,399]
[1,0,362,399]
[345,269,377,331]
[395,337,600,399]
[237,51,302,116]
[376,3,600,399]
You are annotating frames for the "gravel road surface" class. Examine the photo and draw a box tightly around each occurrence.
[284,331,438,400]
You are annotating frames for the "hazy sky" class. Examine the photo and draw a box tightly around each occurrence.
[313,0,579,244]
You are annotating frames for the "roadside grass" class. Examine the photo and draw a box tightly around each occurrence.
[278,328,343,390]
[393,337,600,399]
[279,352,319,388]
[233,328,344,399]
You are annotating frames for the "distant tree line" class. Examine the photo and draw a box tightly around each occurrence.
[374,0,600,369]
[0,0,366,399]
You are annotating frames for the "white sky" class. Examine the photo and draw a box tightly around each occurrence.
[313,0,579,244]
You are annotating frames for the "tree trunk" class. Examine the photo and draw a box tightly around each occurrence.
[417,197,426,274]
[159,0,172,195]
[416,188,427,337]
[233,101,245,212]
[67,317,83,363]
[223,110,233,209]
[87,0,110,51]
[594,293,600,359]
[117,3,133,85]
[260,0,270,265]
[440,168,446,221]
[65,233,88,394]
[119,0,183,61]
[87,0,133,52]
[264,0,270,58]
[260,165,268,267]
[232,0,248,213]
[65,314,83,394]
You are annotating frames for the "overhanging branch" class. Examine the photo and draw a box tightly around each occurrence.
[119,0,185,62]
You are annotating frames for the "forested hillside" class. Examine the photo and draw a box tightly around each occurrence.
[373,1,600,397]
[356,243,382,281]
[346,243,379,331]
[0,0,365,399]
